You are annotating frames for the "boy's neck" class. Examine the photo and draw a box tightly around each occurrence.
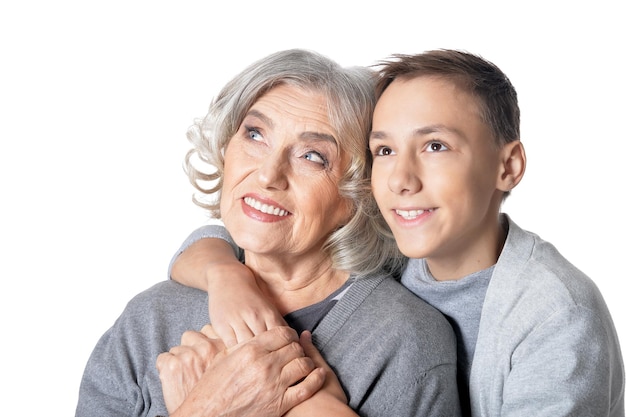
[426,214,507,281]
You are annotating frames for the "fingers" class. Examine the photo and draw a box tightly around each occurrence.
[228,326,299,353]
[277,332,329,414]
[157,346,204,413]
[281,367,326,414]
[210,322,242,348]
[157,327,324,417]
[159,345,204,379]
[279,354,317,386]
[225,326,315,387]
[214,312,288,348]
[265,312,289,333]
[157,329,220,381]
[207,274,288,347]
[228,312,289,347]
[231,324,257,347]
[298,331,348,405]
[180,329,224,368]
[298,331,324,368]
[261,328,322,395]
[156,328,229,413]
[199,324,219,339]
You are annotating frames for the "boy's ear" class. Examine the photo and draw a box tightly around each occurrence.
[497,140,526,192]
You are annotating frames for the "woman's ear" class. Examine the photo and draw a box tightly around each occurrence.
[497,140,526,192]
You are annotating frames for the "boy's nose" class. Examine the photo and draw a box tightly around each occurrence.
[388,155,421,195]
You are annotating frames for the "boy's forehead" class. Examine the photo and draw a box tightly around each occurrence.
[375,76,481,118]
[371,75,492,142]
[386,75,472,101]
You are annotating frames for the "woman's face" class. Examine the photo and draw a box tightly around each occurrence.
[220,84,352,262]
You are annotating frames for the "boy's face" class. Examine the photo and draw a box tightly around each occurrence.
[370,76,505,278]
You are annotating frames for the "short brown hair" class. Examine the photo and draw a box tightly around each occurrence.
[374,49,520,148]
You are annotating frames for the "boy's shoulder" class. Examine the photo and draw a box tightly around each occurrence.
[494,214,602,307]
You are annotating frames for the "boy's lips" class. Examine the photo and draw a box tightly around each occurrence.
[393,208,435,220]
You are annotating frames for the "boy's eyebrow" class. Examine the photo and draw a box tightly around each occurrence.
[369,130,387,140]
[246,109,337,146]
[370,124,462,140]
[415,124,461,136]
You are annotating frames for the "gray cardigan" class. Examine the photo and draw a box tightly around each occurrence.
[76,273,461,416]
[468,215,624,416]
[163,217,626,416]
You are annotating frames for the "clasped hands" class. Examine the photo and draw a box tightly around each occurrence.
[156,325,348,417]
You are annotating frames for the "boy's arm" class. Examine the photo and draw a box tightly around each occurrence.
[284,331,358,417]
[169,225,285,347]
[284,392,358,417]
[168,224,241,283]
[495,305,624,416]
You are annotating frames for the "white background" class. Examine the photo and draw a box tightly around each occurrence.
[1,1,624,414]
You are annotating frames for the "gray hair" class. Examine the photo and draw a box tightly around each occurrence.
[185,49,404,276]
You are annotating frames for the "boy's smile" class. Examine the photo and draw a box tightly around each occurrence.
[370,76,507,280]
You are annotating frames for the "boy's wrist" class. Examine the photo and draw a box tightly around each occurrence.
[206,261,255,294]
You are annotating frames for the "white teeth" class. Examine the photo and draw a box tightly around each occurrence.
[395,209,432,219]
[244,197,289,216]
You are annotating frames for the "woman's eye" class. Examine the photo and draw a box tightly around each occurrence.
[245,127,263,142]
[303,151,328,166]
[426,141,448,152]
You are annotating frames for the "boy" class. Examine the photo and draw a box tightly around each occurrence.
[166,49,624,416]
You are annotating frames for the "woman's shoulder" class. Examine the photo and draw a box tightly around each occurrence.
[113,280,209,335]
[352,273,456,343]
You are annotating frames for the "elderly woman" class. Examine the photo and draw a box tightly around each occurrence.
[75,49,460,417]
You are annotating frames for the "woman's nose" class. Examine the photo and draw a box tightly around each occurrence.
[256,150,289,190]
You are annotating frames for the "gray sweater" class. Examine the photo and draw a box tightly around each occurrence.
[173,215,626,416]
[465,215,625,416]
[76,273,461,416]
[403,215,624,416]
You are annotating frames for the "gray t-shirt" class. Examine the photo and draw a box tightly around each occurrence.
[284,279,353,334]
[402,258,493,415]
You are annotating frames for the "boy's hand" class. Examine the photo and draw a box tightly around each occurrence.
[207,261,286,347]
[171,237,286,347]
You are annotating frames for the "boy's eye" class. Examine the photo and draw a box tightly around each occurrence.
[426,141,448,152]
[373,146,394,156]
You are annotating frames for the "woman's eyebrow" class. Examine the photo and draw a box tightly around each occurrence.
[245,109,274,128]
[247,109,337,146]
[300,131,337,146]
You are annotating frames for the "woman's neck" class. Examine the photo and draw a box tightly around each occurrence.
[244,252,350,315]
